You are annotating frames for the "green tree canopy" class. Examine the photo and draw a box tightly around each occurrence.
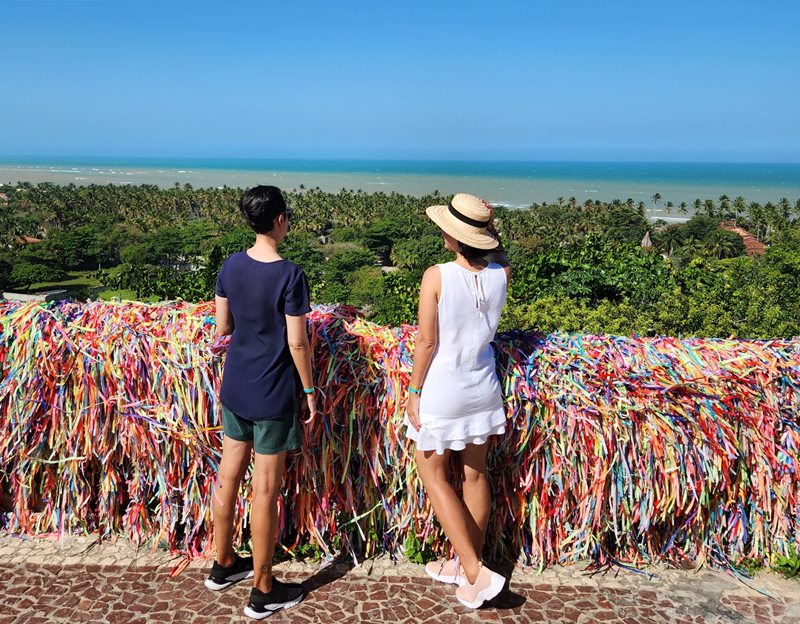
[10,262,67,291]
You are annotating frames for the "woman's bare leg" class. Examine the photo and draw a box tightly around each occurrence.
[416,449,482,583]
[459,442,491,556]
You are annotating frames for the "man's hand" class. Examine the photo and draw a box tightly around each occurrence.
[302,393,317,424]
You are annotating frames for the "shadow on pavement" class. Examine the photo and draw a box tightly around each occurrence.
[301,559,357,594]
[484,558,527,610]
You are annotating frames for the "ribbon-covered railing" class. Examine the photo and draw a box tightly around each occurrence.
[0,300,798,569]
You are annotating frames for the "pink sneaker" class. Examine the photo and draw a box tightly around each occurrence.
[455,564,505,609]
[425,559,464,586]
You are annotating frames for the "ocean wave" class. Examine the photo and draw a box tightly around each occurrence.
[488,200,529,209]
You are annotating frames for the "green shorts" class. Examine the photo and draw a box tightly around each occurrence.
[221,402,300,455]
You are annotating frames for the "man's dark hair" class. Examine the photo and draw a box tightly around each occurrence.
[239,185,287,234]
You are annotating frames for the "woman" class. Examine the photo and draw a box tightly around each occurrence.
[406,193,511,609]
[207,185,317,620]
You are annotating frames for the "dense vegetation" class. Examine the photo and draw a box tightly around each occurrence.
[2,181,800,337]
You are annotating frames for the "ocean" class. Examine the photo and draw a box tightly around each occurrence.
[1,157,799,214]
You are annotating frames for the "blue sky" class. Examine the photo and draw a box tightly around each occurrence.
[1,1,798,161]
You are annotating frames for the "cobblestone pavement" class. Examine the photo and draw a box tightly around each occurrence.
[1,535,799,624]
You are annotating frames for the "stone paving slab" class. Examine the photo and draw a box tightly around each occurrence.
[1,535,799,623]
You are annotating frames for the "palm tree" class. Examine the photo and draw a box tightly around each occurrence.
[706,231,737,259]
[749,202,765,241]
[651,192,662,221]
[779,197,791,222]
[679,202,688,216]
[733,196,747,224]
[660,225,682,256]
[680,236,703,257]
[718,195,731,218]
[763,201,780,242]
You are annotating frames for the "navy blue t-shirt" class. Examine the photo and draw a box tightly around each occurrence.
[215,252,311,421]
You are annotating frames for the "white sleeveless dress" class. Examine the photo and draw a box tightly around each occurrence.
[405,261,508,454]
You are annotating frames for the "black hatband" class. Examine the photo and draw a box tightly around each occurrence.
[448,203,490,228]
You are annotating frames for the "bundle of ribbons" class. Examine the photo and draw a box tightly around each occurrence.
[0,300,798,570]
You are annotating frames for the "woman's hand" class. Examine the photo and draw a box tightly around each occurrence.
[406,392,421,431]
[482,200,498,235]
[302,393,317,424]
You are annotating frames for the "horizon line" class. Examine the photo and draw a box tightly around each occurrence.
[1,155,800,166]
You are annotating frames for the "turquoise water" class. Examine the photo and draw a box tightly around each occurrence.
[1,157,799,212]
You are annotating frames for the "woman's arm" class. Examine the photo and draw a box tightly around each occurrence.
[215,295,234,336]
[286,313,317,422]
[406,266,441,431]
[486,209,511,280]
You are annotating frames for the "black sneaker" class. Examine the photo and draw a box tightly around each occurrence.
[204,554,254,590]
[243,580,304,620]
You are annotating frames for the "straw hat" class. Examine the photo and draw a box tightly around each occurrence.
[426,193,498,250]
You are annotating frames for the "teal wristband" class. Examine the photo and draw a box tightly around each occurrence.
[409,385,422,395]
[303,387,315,395]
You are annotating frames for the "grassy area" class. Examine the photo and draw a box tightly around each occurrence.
[20,268,161,302]
[28,269,103,292]
[96,288,159,303]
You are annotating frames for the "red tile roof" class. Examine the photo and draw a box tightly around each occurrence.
[719,221,766,256]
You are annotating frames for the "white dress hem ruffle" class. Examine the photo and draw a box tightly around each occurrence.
[405,408,507,455]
